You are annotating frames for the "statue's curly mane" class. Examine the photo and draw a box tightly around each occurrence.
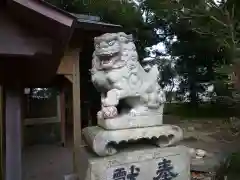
[92,32,139,71]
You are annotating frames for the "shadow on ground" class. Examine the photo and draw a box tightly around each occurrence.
[23,144,73,180]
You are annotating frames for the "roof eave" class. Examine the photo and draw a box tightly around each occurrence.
[76,19,122,32]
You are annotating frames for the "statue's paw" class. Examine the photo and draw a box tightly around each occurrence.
[103,89,120,106]
[103,98,119,107]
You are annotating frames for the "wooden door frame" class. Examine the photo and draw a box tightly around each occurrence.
[57,48,82,173]
[0,86,4,180]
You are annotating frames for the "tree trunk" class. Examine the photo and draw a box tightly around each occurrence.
[189,80,198,107]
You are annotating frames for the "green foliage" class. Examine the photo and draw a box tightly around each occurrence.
[142,0,231,104]
[142,0,240,50]
[173,31,228,103]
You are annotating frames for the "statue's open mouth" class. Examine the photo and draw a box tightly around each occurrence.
[101,56,113,65]
[98,52,119,66]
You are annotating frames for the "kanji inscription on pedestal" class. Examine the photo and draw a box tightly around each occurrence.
[112,165,140,180]
[153,158,178,180]
[87,146,190,180]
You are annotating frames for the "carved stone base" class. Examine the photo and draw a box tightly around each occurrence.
[98,112,163,130]
[76,145,190,180]
[82,125,183,157]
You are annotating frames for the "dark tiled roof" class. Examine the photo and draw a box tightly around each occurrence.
[40,0,122,29]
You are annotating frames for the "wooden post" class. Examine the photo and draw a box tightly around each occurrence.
[21,91,25,149]
[72,49,81,172]
[5,88,22,180]
[0,86,4,180]
[58,88,66,147]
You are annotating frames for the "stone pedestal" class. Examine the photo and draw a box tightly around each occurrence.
[83,125,183,156]
[77,145,190,180]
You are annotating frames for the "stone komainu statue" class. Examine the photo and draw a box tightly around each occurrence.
[82,33,183,157]
[90,32,166,120]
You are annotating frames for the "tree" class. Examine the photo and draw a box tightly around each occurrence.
[171,0,240,104]
[140,0,230,104]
